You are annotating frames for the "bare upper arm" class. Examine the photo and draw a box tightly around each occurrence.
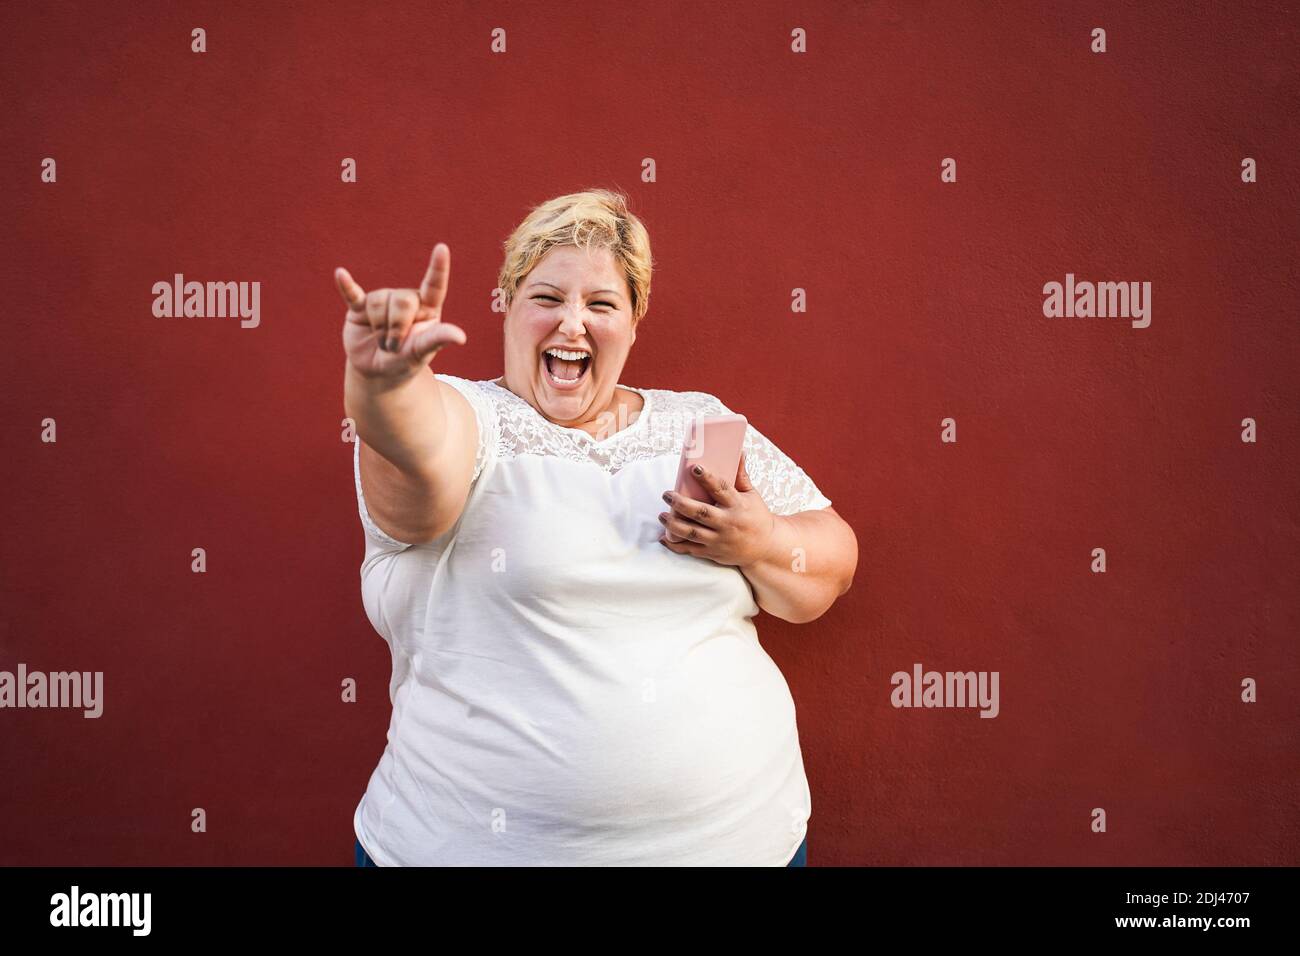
[821,505,857,593]
[358,377,479,546]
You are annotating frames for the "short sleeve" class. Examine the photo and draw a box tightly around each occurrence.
[434,374,497,485]
[352,374,497,554]
[353,437,415,553]
[713,397,833,517]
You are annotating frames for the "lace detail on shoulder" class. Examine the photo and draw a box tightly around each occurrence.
[477,379,714,474]
[353,436,414,552]
[434,373,498,483]
[352,374,498,555]
[710,395,834,517]
[462,379,832,514]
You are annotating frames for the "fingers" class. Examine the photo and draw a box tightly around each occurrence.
[419,243,450,311]
[733,450,754,493]
[664,490,720,529]
[406,320,467,360]
[659,509,716,545]
[338,247,459,358]
[686,462,737,505]
[335,268,366,313]
[383,289,420,352]
[364,292,389,344]
[355,289,425,353]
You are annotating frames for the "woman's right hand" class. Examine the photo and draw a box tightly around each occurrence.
[336,243,467,381]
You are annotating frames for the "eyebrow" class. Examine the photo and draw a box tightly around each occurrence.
[529,281,624,299]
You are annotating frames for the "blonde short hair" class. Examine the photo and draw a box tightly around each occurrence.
[497,188,654,325]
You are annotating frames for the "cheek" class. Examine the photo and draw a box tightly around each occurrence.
[513,313,554,348]
[591,320,632,353]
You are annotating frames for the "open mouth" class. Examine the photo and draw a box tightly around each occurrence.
[542,349,591,388]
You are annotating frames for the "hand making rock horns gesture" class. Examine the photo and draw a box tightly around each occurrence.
[335,243,467,379]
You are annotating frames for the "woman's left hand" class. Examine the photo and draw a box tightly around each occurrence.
[658,451,776,568]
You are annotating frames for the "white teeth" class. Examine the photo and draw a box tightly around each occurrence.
[543,347,590,383]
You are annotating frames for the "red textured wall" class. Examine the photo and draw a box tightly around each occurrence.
[1,0,1296,865]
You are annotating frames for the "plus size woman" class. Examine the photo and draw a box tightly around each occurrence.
[338,189,857,866]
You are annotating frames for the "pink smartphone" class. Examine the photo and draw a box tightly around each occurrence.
[673,413,749,505]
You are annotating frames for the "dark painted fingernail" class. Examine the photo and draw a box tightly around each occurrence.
[657,513,667,523]
[692,465,702,476]
[662,492,673,503]
[387,338,397,351]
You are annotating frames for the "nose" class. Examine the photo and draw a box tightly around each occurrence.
[557,308,587,339]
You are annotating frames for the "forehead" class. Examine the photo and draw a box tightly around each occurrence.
[529,245,625,289]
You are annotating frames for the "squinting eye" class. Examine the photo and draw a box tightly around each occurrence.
[534,294,614,310]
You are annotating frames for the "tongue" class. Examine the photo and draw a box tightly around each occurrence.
[551,355,585,380]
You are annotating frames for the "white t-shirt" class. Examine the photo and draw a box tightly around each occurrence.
[351,373,833,865]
